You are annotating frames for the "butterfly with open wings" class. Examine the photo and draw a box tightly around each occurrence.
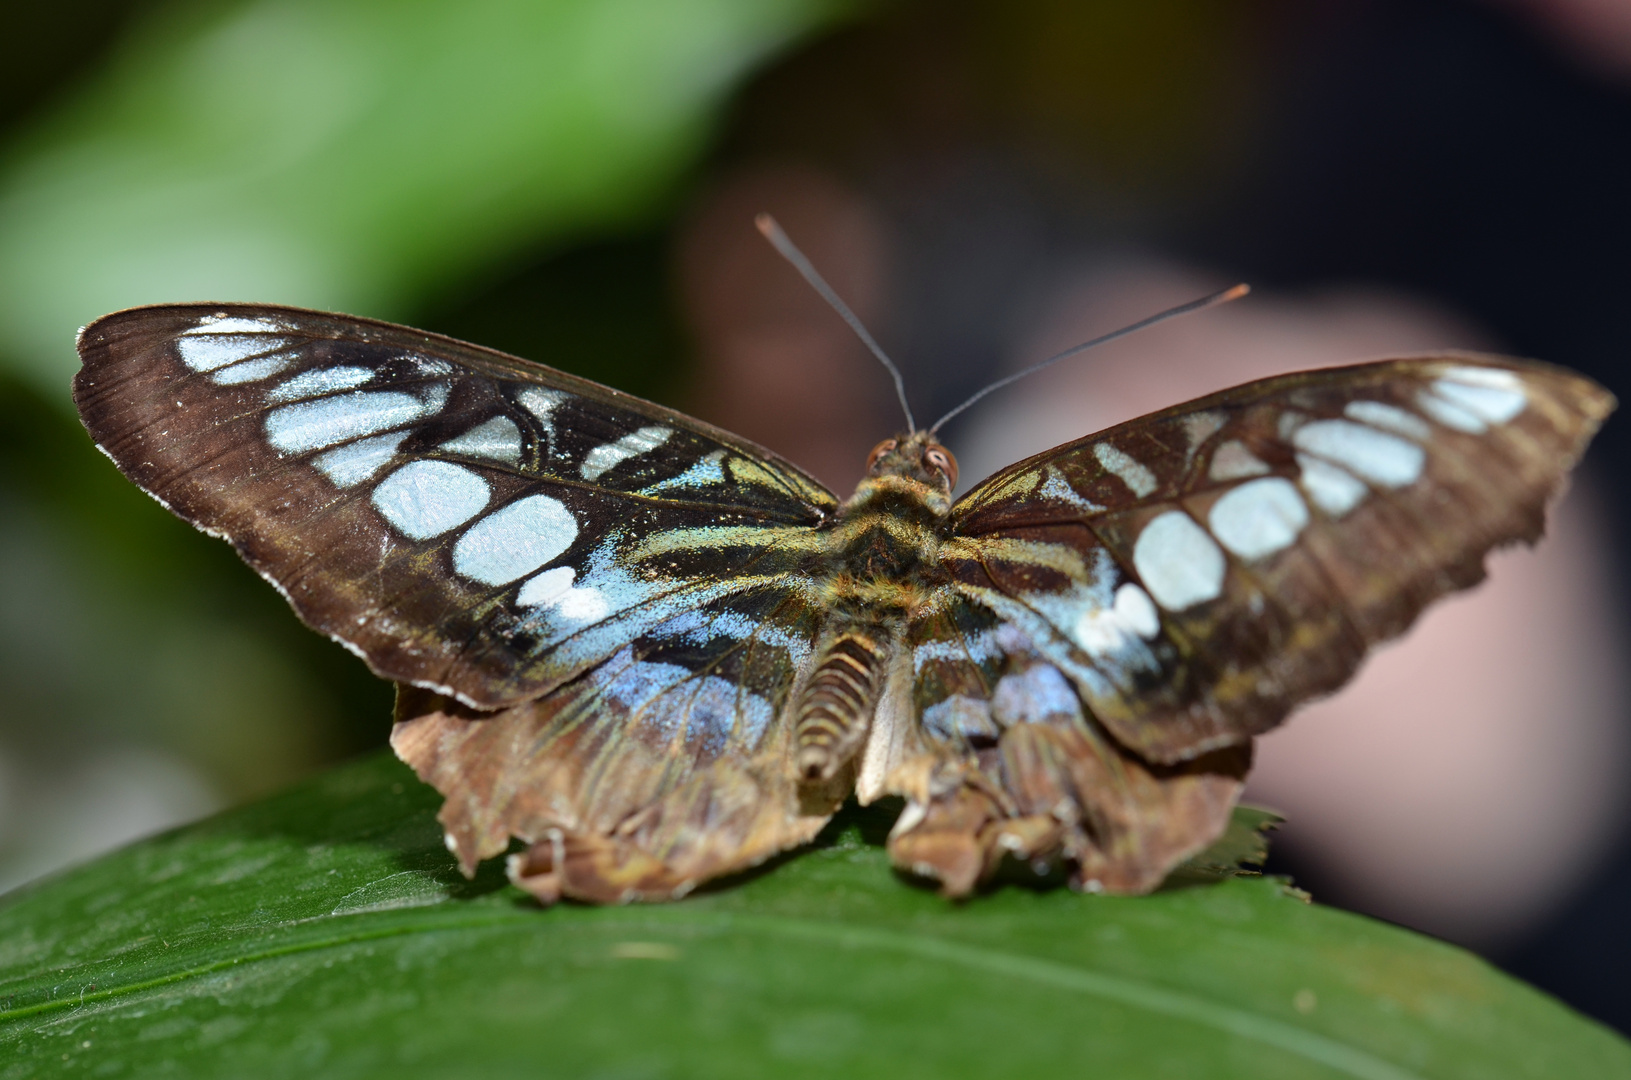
[73,235,1613,904]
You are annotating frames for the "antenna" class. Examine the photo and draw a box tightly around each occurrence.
[755,213,916,432]
[929,283,1250,434]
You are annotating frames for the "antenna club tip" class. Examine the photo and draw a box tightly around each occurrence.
[754,212,778,237]
[1222,283,1251,302]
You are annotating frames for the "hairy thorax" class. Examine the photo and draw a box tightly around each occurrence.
[793,434,956,782]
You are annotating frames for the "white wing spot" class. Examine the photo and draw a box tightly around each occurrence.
[265,386,448,454]
[1039,469,1104,511]
[183,315,286,335]
[1208,440,1271,482]
[177,334,291,373]
[1344,400,1431,440]
[913,630,1001,672]
[314,432,408,487]
[410,355,454,377]
[518,387,570,423]
[1133,511,1226,611]
[453,494,579,586]
[212,354,294,384]
[1292,419,1424,488]
[518,566,614,627]
[581,426,674,481]
[371,461,490,540]
[270,366,375,403]
[1208,477,1309,560]
[1438,364,1528,391]
[1415,389,1486,433]
[1073,582,1161,657]
[1430,368,1527,425]
[554,586,612,625]
[441,416,523,465]
[1182,411,1227,454]
[518,565,576,606]
[1093,442,1158,497]
[1297,453,1368,517]
[517,387,571,453]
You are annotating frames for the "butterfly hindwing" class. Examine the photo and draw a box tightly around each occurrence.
[889,582,1250,895]
[392,586,830,902]
[74,304,837,710]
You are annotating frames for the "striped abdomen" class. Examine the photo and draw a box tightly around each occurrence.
[794,631,887,781]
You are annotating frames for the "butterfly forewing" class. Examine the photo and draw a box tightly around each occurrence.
[75,304,837,709]
[941,355,1613,764]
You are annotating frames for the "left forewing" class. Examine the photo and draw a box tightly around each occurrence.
[74,303,836,708]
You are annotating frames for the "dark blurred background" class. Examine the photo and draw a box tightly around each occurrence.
[4,0,1631,1031]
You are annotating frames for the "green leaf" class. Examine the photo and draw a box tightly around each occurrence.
[1,752,1625,1078]
[1165,803,1292,889]
[0,0,856,395]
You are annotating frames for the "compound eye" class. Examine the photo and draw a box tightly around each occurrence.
[866,439,898,471]
[924,445,958,487]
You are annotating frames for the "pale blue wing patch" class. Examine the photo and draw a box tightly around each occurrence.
[270,366,377,402]
[176,315,292,373]
[441,416,523,465]
[641,449,727,495]
[371,461,490,541]
[266,386,450,454]
[581,425,674,480]
[1131,511,1226,611]
[1205,476,1309,560]
[314,432,409,487]
[451,494,578,586]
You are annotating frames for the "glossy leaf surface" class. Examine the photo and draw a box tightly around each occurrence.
[1,751,1626,1079]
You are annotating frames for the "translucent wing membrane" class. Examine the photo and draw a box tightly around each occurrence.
[75,304,836,708]
[881,355,1611,895]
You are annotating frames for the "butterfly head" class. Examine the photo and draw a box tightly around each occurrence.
[848,431,958,515]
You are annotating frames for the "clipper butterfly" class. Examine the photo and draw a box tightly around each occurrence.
[74,300,1613,903]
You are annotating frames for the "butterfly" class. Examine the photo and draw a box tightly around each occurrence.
[73,282,1612,905]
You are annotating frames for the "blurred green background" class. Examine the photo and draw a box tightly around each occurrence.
[0,0,856,883]
[6,0,1631,1035]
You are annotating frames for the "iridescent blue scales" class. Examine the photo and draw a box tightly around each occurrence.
[75,304,1614,903]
